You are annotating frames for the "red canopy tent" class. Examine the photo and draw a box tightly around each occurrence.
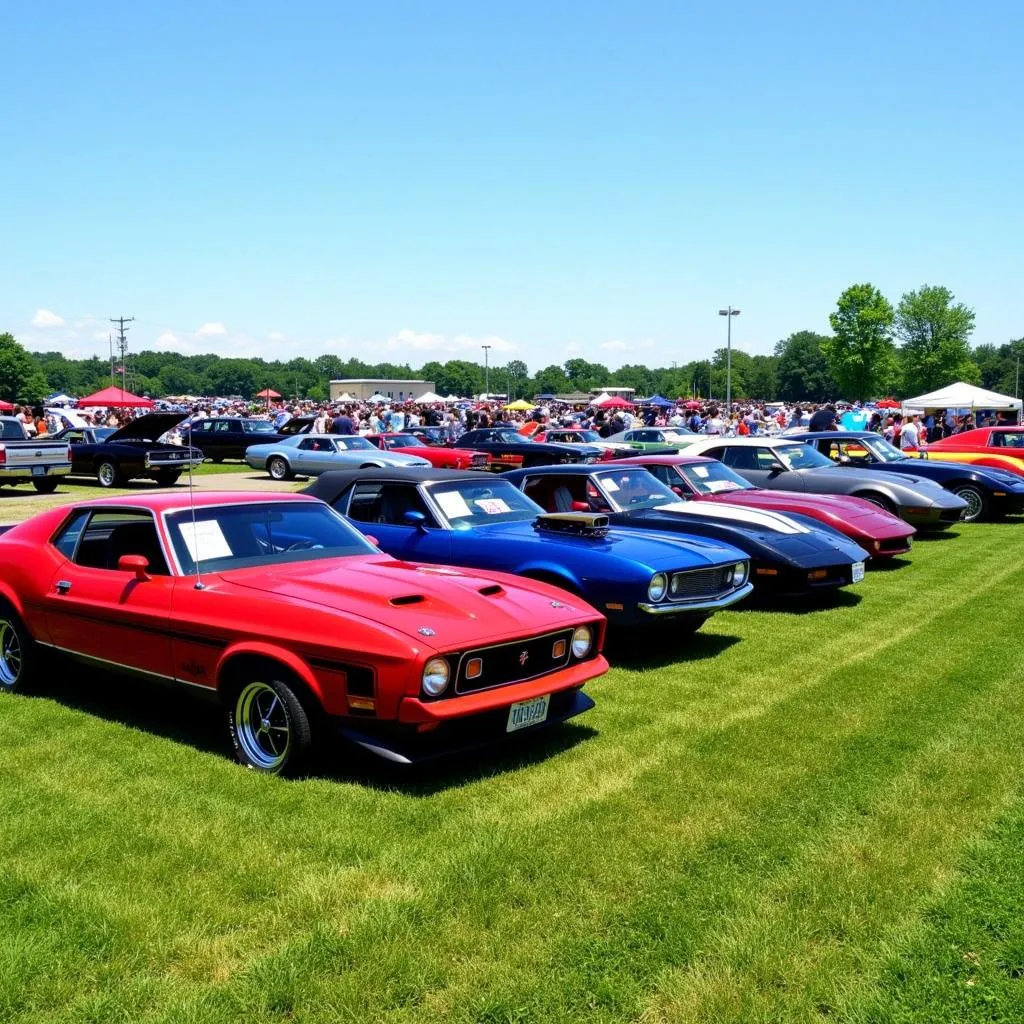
[596,396,634,409]
[876,398,900,409]
[76,387,154,409]
[255,388,281,399]
[0,400,14,411]
[681,400,702,409]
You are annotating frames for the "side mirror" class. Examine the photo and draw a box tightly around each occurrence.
[769,463,787,475]
[570,500,590,512]
[403,510,427,530]
[118,554,150,580]
[364,534,380,546]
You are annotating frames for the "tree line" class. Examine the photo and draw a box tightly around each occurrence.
[1,284,1021,405]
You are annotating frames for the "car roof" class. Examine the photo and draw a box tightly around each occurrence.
[800,431,879,440]
[59,491,319,513]
[615,454,714,465]
[303,467,481,502]
[690,437,795,447]
[502,464,649,477]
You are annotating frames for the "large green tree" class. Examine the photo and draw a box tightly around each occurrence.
[774,331,838,402]
[0,332,49,402]
[895,284,978,393]
[825,284,897,400]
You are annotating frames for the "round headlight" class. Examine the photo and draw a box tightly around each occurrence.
[422,657,450,696]
[648,572,668,602]
[571,625,593,658]
[733,561,749,586]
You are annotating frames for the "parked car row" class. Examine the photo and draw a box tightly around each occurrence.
[1,427,1021,778]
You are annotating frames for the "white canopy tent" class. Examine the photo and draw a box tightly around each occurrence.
[591,392,611,406]
[902,382,1022,416]
[365,393,389,404]
[414,391,445,403]
[335,392,355,402]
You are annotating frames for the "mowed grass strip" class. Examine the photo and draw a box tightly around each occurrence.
[0,523,1022,1022]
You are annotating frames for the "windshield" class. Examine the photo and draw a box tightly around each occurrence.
[386,434,425,448]
[857,436,907,462]
[242,420,277,434]
[575,430,602,442]
[593,469,678,511]
[776,444,835,470]
[678,461,754,495]
[427,479,542,527]
[166,502,375,573]
[493,430,525,443]
[93,428,117,441]
[333,436,374,450]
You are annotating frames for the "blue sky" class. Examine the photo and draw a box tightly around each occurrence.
[2,1,1021,371]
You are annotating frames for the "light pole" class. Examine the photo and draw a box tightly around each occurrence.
[481,345,491,399]
[718,307,741,414]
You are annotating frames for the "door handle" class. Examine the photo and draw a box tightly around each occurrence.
[55,580,73,594]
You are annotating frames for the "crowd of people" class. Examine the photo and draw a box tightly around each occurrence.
[16,395,1017,448]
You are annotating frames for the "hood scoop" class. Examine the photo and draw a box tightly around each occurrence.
[389,594,426,606]
[478,583,504,596]
[533,512,609,538]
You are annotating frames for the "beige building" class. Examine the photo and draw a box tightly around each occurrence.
[329,378,435,402]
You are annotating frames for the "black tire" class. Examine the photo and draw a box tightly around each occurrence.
[952,483,988,523]
[267,456,293,481]
[32,478,59,494]
[854,492,895,514]
[227,673,313,775]
[0,605,36,694]
[154,470,182,487]
[96,460,123,488]
[211,456,225,464]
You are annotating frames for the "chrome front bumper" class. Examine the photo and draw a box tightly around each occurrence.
[637,581,754,615]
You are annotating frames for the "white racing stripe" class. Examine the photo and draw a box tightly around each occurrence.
[654,501,810,534]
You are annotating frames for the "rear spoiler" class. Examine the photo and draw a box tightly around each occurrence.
[533,512,610,538]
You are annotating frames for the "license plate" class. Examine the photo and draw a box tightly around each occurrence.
[506,694,550,732]
[852,561,865,583]
[32,466,44,476]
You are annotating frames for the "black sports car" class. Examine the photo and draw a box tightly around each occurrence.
[455,428,603,471]
[502,464,870,597]
[51,413,203,488]
[802,431,1024,522]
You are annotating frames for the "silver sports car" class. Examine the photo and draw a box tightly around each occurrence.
[245,433,432,479]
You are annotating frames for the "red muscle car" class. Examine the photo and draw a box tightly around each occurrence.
[616,454,916,558]
[921,427,1024,477]
[0,492,606,773]
[364,433,490,471]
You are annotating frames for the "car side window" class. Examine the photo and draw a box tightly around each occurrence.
[214,421,232,432]
[754,448,782,470]
[51,509,91,559]
[1004,434,1024,449]
[71,511,171,575]
[647,464,685,494]
[65,430,85,445]
[298,438,332,452]
[719,447,757,470]
[347,484,436,526]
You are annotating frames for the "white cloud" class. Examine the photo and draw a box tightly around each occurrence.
[382,329,518,356]
[32,308,65,327]
[599,340,629,351]
[564,342,583,355]
[196,322,227,337]
[268,331,286,342]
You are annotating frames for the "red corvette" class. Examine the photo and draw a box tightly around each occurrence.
[364,433,489,471]
[0,492,606,773]
[920,427,1024,477]
[617,454,916,558]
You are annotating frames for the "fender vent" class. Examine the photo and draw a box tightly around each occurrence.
[390,594,425,606]
[478,584,504,596]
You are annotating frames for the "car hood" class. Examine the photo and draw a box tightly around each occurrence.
[710,489,892,523]
[104,412,187,443]
[620,505,866,565]
[920,460,1024,489]
[804,466,953,499]
[479,519,748,570]
[221,557,594,648]
[374,452,433,467]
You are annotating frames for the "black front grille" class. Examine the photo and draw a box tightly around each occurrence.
[471,454,488,468]
[668,566,732,602]
[939,509,963,522]
[878,536,910,553]
[455,628,576,694]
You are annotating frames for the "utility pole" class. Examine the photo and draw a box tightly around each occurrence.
[718,307,741,415]
[109,315,134,396]
[109,334,115,388]
[481,344,492,399]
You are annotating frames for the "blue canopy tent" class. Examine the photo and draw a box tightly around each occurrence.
[638,394,675,408]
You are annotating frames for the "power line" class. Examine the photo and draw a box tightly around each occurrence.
[109,315,134,393]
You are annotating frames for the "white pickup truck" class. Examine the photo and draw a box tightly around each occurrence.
[0,417,72,493]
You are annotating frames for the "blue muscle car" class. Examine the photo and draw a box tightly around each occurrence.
[502,464,871,596]
[303,468,754,630]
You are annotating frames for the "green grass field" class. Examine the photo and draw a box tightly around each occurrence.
[2,522,1023,1022]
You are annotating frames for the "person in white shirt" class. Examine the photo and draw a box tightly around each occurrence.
[900,415,921,449]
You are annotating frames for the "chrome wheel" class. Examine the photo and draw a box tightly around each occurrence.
[97,462,118,487]
[268,457,289,481]
[233,681,293,772]
[0,618,25,690]
[954,485,985,523]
